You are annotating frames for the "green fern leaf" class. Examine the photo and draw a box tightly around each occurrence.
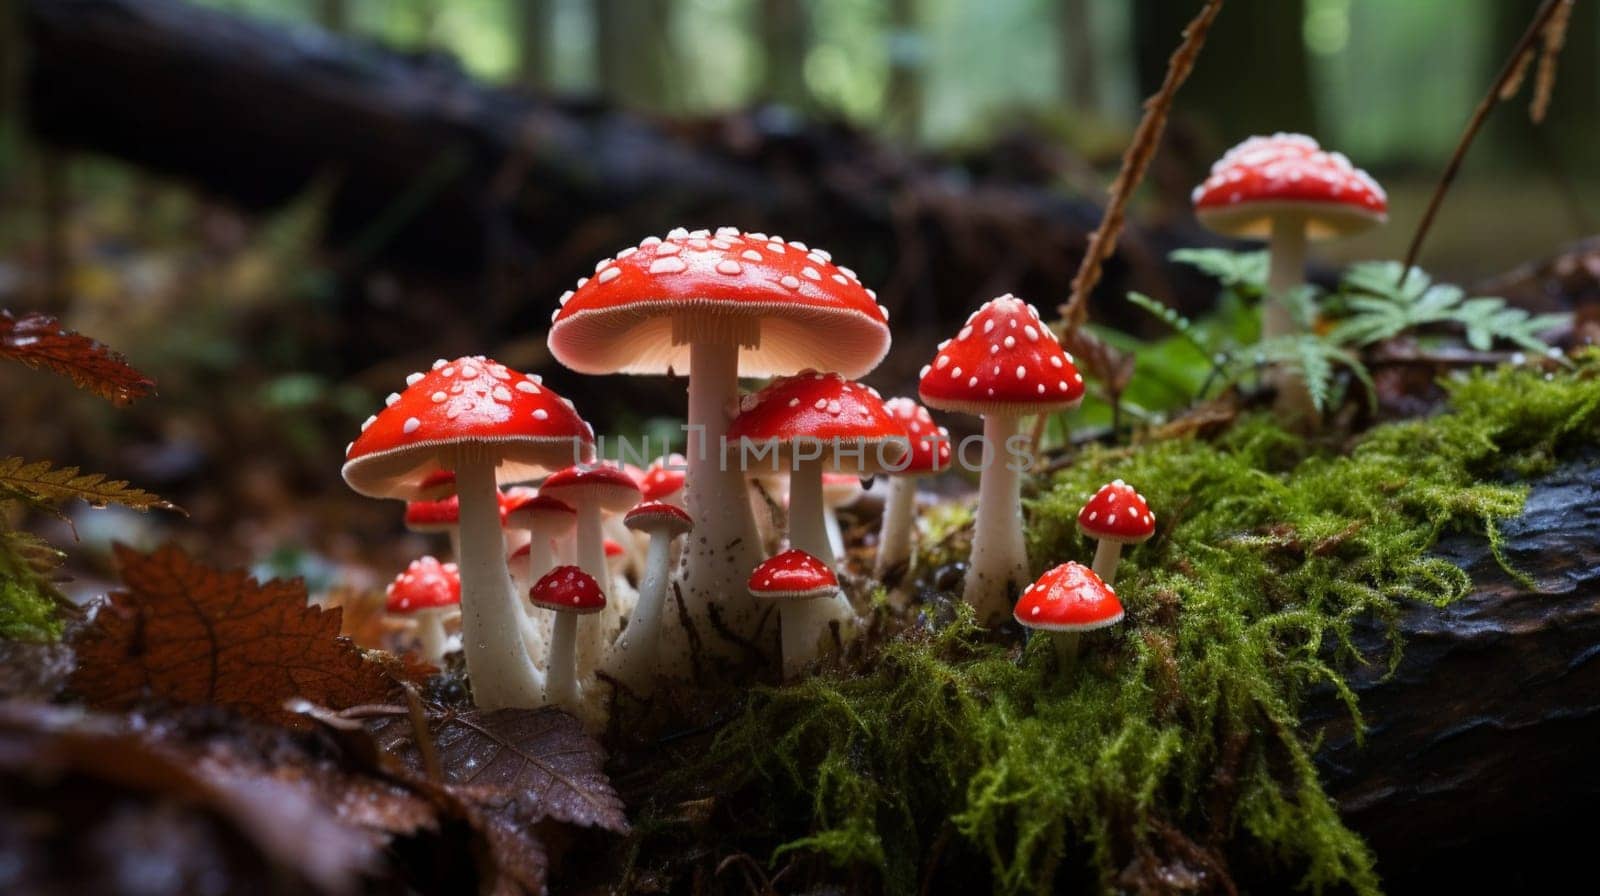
[0,458,178,514]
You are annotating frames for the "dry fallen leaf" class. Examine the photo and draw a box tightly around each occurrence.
[72,544,408,726]
[0,309,157,405]
[0,701,430,895]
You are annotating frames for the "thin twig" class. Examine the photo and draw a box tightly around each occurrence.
[1398,0,1569,281]
[1057,0,1224,331]
[402,683,443,784]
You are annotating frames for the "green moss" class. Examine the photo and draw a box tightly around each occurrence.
[648,361,1600,894]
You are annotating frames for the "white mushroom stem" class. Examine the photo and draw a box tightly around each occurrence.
[778,601,817,680]
[523,530,558,582]
[545,611,579,710]
[1266,213,1317,419]
[453,459,544,710]
[874,476,918,578]
[1091,539,1125,585]
[415,609,450,666]
[784,457,857,654]
[607,531,674,693]
[965,413,1029,626]
[823,503,847,560]
[1048,631,1080,669]
[571,501,614,673]
[675,336,767,654]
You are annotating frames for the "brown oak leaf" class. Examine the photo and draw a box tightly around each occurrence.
[72,544,408,726]
[0,309,156,405]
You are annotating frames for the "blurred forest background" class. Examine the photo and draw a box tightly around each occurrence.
[0,0,1594,590]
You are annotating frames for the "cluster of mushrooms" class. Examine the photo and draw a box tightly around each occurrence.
[345,134,1384,723]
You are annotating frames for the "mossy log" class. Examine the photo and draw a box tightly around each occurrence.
[18,0,1220,356]
[1309,455,1600,890]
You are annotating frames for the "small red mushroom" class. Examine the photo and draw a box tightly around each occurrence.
[610,501,694,692]
[405,495,462,559]
[1013,561,1124,669]
[640,453,687,507]
[1192,133,1386,416]
[343,356,592,710]
[529,565,606,712]
[919,295,1084,625]
[1077,480,1155,585]
[385,556,461,665]
[873,397,952,579]
[539,465,642,673]
[747,549,840,679]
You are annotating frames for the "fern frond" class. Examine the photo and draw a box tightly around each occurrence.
[0,310,156,405]
[0,458,178,514]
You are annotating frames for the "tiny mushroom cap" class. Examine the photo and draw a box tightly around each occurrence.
[529,565,607,614]
[343,356,594,499]
[1013,562,1124,632]
[548,228,890,378]
[918,294,1085,417]
[881,397,951,475]
[624,500,693,537]
[823,473,864,505]
[416,470,457,501]
[747,549,839,602]
[1077,479,1156,544]
[604,539,625,559]
[404,496,460,533]
[509,543,530,563]
[1192,133,1387,239]
[727,371,909,474]
[385,557,462,613]
[503,494,577,532]
[639,455,687,501]
[538,464,643,515]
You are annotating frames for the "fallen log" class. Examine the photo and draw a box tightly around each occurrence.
[1309,454,1600,890]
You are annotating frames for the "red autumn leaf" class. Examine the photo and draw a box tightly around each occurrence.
[0,309,156,405]
[72,544,411,726]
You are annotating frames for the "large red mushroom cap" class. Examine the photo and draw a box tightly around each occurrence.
[639,454,687,501]
[1192,133,1387,239]
[918,294,1085,417]
[548,228,890,378]
[747,549,839,601]
[385,556,462,613]
[624,500,693,537]
[539,464,643,514]
[529,565,606,614]
[881,397,951,475]
[1077,479,1155,544]
[727,371,909,474]
[1012,562,1124,632]
[343,356,594,500]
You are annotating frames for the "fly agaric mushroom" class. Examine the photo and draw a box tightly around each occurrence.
[385,556,461,666]
[610,501,694,692]
[343,356,593,711]
[748,549,840,679]
[538,465,642,673]
[919,295,1084,625]
[640,454,687,508]
[1192,134,1386,416]
[873,397,952,579]
[1013,561,1124,668]
[417,470,457,500]
[821,473,863,561]
[1077,480,1155,585]
[503,493,577,585]
[548,228,891,654]
[405,496,463,560]
[529,565,605,712]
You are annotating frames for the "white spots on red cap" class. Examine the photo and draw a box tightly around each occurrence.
[802,266,822,281]
[515,380,539,394]
[403,417,421,434]
[361,415,377,431]
[781,275,802,289]
[385,392,401,407]
[656,241,681,255]
[431,391,447,403]
[649,256,687,275]
[1191,132,1387,213]
[598,266,622,283]
[432,359,448,370]
[405,372,424,386]
[716,259,743,276]
[533,409,549,421]
[741,249,763,262]
[617,246,638,259]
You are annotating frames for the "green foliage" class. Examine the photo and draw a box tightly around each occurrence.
[1328,261,1569,354]
[656,361,1600,894]
[1169,248,1268,295]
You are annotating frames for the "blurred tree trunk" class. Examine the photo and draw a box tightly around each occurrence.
[1133,0,1316,141]
[595,0,672,110]
[1059,0,1098,112]
[883,0,923,139]
[516,0,554,90]
[758,0,810,107]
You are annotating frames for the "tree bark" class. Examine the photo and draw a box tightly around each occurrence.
[1308,454,1600,890]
